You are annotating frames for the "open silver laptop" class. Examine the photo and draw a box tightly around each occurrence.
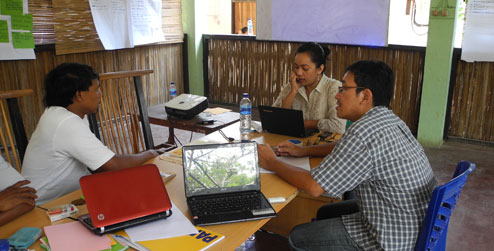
[182,142,276,225]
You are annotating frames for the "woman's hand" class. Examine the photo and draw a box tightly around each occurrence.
[289,71,301,93]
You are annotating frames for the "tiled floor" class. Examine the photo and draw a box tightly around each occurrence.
[151,120,494,251]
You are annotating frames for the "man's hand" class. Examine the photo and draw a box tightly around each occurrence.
[257,144,279,172]
[0,180,37,212]
[277,140,306,157]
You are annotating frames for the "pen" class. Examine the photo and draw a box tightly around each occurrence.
[163,173,176,184]
[313,137,320,146]
[112,234,150,251]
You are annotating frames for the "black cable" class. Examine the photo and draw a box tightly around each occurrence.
[174,134,182,146]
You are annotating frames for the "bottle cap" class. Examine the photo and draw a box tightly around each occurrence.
[242,93,249,98]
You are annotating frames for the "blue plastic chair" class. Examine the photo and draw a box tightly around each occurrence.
[415,160,476,251]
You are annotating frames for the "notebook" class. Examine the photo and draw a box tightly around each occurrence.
[78,164,172,235]
[182,142,277,225]
[258,105,318,137]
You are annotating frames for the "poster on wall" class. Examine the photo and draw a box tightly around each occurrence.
[89,0,165,50]
[257,0,390,47]
[461,0,494,62]
[0,0,36,60]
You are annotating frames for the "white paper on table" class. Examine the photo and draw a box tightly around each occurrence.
[125,202,198,242]
[260,156,310,173]
[130,0,165,45]
[88,0,133,50]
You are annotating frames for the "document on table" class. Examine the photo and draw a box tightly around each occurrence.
[260,156,311,173]
[125,202,198,242]
[44,221,111,251]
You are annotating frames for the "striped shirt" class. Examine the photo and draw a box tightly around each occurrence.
[311,106,437,250]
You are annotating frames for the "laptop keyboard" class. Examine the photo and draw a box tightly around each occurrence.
[190,193,262,216]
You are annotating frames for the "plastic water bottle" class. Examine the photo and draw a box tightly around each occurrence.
[169,82,177,100]
[247,18,253,35]
[240,93,251,142]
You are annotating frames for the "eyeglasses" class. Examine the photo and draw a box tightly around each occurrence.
[337,86,366,94]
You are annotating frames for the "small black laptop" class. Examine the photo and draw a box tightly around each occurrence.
[258,105,318,138]
[182,142,277,226]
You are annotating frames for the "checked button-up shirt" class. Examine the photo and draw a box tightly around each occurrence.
[311,106,437,251]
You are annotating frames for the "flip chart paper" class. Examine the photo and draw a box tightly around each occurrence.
[461,0,494,62]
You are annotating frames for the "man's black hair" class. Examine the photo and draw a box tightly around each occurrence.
[345,60,394,108]
[295,42,330,72]
[43,63,99,108]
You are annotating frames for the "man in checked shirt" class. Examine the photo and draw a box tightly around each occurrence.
[258,60,437,251]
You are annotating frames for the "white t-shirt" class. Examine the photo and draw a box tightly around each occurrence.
[0,156,24,190]
[22,106,115,205]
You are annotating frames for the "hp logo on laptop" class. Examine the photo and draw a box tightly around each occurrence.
[98,213,105,221]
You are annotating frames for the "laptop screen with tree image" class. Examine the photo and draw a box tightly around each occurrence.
[183,142,260,197]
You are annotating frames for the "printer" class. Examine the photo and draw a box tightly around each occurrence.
[164,94,208,120]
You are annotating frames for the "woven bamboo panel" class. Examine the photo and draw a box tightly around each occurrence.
[449,61,494,142]
[51,0,183,55]
[29,0,55,44]
[0,43,183,139]
[51,0,104,55]
[207,39,425,134]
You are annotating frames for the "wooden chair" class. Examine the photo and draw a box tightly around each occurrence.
[88,70,155,154]
[0,89,33,172]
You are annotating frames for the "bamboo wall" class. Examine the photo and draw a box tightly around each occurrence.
[449,61,494,142]
[206,37,425,135]
[0,43,183,138]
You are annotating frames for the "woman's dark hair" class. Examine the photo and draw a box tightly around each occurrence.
[295,42,330,71]
[345,60,394,108]
[43,63,99,108]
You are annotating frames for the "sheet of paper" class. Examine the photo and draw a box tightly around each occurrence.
[461,0,494,62]
[204,107,232,115]
[0,0,23,16]
[0,20,8,43]
[88,0,133,50]
[0,16,35,60]
[130,0,165,45]
[12,31,33,48]
[125,201,198,242]
[11,14,32,30]
[260,156,311,173]
[44,221,111,251]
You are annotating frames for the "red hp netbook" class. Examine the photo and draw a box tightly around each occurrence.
[78,164,172,235]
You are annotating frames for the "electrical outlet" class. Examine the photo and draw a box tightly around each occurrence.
[430,8,456,19]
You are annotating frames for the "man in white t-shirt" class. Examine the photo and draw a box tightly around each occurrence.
[22,63,158,205]
[0,156,37,226]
